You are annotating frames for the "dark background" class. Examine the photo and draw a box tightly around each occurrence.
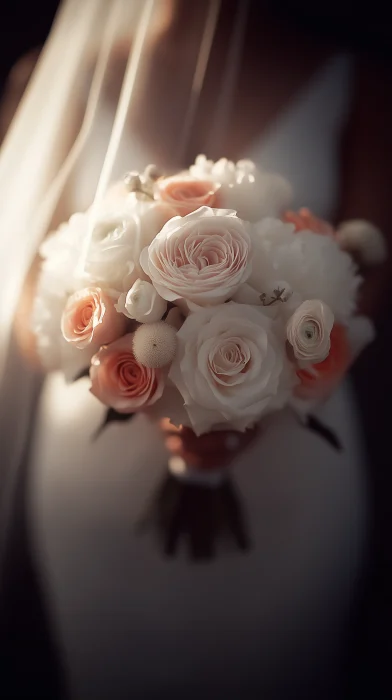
[0,1,391,698]
[0,2,56,93]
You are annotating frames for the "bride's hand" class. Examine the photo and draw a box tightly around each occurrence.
[159,417,257,470]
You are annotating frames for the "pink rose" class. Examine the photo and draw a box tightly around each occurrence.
[90,334,165,412]
[140,206,252,308]
[61,287,126,350]
[156,177,220,216]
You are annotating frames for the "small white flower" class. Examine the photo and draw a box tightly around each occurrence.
[188,154,215,179]
[259,280,293,306]
[287,300,334,365]
[116,279,167,323]
[83,197,175,293]
[38,213,87,295]
[189,155,292,222]
[336,219,387,265]
[38,197,176,297]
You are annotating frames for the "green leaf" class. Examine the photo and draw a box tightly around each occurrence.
[305,414,342,451]
[93,408,135,440]
[72,366,90,382]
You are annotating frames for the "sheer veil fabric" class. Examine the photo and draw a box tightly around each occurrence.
[0,0,170,542]
[0,1,367,696]
[0,0,249,538]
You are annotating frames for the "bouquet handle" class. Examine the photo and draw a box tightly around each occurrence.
[137,420,257,560]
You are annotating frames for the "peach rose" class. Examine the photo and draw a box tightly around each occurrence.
[295,324,351,400]
[283,208,334,236]
[61,287,126,350]
[90,334,165,412]
[156,176,220,215]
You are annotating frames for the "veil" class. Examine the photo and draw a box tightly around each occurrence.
[0,0,377,571]
[0,0,250,556]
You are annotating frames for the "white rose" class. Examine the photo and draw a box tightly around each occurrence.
[189,155,292,222]
[188,154,215,179]
[169,303,293,435]
[116,279,167,323]
[35,215,93,374]
[140,206,252,310]
[33,197,175,373]
[232,280,301,326]
[286,300,334,365]
[39,213,87,296]
[83,196,176,293]
[39,197,176,297]
[248,218,361,322]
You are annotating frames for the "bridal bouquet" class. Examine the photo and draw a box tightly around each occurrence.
[33,155,382,435]
[33,155,384,556]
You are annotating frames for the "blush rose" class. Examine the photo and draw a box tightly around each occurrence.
[61,287,126,350]
[140,206,252,309]
[90,334,165,412]
[156,176,220,215]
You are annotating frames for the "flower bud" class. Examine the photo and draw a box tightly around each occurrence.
[116,280,167,324]
[287,300,334,365]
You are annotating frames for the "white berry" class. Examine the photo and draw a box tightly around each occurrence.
[133,322,177,368]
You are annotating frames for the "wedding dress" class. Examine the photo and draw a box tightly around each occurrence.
[0,2,366,698]
[32,62,365,700]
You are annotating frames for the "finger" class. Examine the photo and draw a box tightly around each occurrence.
[163,428,258,468]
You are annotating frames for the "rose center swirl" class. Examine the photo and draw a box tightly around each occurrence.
[114,353,150,396]
[92,219,127,245]
[78,300,95,330]
[208,337,251,383]
[173,182,212,200]
[172,229,237,272]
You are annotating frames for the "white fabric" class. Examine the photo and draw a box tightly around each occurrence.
[0,1,105,364]
[0,0,106,551]
[30,376,365,699]
[0,0,365,695]
[0,0,114,535]
[24,50,367,699]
